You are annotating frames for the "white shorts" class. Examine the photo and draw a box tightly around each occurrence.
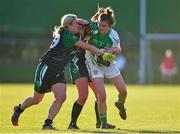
[86,60,120,79]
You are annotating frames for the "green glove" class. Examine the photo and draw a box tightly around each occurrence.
[102,52,116,62]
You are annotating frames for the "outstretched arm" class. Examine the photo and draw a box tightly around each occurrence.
[74,40,103,55]
[105,47,122,55]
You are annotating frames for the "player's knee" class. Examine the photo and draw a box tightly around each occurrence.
[55,95,66,103]
[98,93,106,102]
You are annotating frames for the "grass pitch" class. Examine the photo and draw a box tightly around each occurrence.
[0,84,180,133]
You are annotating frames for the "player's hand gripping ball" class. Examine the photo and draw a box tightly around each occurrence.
[93,52,115,67]
[102,52,116,62]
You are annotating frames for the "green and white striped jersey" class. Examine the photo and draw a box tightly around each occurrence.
[86,28,121,67]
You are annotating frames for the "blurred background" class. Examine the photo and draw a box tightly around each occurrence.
[0,0,179,84]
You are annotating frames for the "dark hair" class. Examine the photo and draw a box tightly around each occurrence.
[99,7,115,27]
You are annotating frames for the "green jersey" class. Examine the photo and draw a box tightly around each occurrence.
[88,28,120,49]
[86,28,121,67]
[88,30,113,49]
[40,28,79,69]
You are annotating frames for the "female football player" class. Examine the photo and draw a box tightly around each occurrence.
[85,7,127,128]
[68,7,126,129]
[68,18,104,129]
[11,14,105,130]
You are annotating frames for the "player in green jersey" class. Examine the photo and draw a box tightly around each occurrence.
[11,14,105,130]
[68,20,103,129]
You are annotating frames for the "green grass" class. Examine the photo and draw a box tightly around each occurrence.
[0,84,180,133]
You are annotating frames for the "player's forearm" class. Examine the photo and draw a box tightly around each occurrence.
[88,44,104,55]
[105,47,122,55]
[74,40,103,55]
[114,47,122,55]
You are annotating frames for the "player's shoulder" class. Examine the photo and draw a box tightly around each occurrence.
[63,29,79,40]
[109,28,120,39]
[109,29,119,37]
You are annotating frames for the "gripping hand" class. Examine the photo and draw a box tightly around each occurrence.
[102,52,116,62]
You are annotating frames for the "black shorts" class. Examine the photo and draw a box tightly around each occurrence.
[34,62,66,93]
[69,57,89,83]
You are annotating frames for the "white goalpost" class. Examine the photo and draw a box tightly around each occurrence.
[139,0,180,84]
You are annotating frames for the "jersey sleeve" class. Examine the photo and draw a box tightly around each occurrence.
[109,29,121,48]
[62,30,79,48]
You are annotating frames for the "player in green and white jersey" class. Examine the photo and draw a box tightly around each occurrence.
[85,7,127,129]
[68,8,123,129]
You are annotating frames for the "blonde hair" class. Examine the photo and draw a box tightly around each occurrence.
[53,14,77,38]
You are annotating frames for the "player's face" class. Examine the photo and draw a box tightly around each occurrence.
[99,21,110,35]
[77,24,84,35]
[68,19,79,34]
